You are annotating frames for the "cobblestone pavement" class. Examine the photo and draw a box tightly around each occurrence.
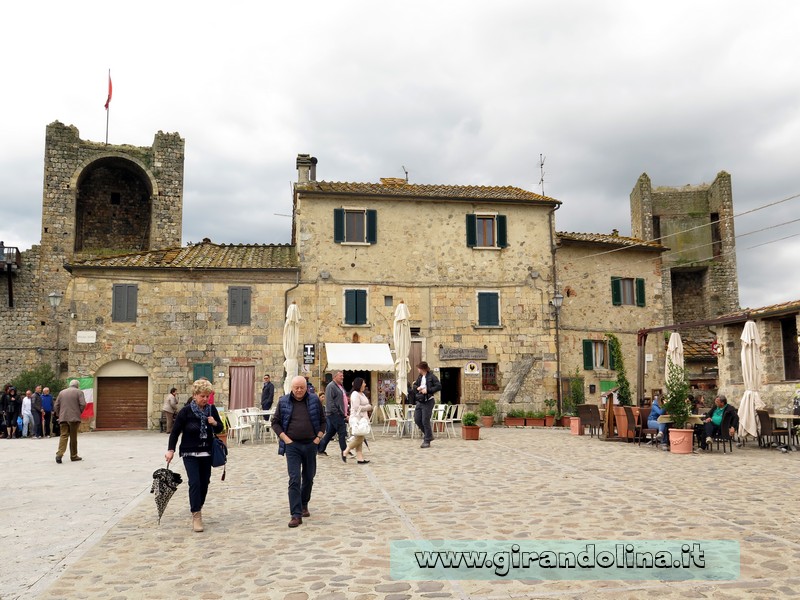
[4,426,800,599]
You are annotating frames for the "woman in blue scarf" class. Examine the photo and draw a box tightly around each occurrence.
[165,379,224,532]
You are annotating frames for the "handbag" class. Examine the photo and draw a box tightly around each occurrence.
[211,436,227,468]
[351,417,371,437]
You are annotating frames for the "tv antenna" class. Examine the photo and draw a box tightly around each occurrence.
[539,154,546,196]
[402,165,409,182]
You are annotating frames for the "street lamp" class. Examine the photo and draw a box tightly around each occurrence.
[48,292,63,376]
[551,291,564,417]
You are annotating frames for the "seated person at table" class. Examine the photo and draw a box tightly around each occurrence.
[700,394,739,449]
[647,395,668,443]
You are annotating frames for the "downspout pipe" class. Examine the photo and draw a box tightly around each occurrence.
[284,270,300,316]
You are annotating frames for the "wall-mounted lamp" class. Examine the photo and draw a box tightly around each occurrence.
[551,291,564,313]
[48,291,63,309]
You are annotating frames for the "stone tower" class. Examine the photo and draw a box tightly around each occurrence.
[0,122,185,380]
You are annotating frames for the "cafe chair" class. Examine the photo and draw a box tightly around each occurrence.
[756,410,790,449]
[576,404,603,438]
[708,410,735,453]
[637,406,659,447]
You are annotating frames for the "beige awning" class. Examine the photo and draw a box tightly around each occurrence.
[325,343,394,370]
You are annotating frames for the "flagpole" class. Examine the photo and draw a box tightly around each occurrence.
[104,69,111,145]
[105,103,110,145]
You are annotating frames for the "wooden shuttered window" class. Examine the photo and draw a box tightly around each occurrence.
[466,214,508,248]
[333,209,377,244]
[477,292,500,327]
[112,284,138,322]
[466,214,477,247]
[611,277,646,307]
[635,278,646,307]
[334,208,345,243]
[582,340,594,370]
[582,340,615,370]
[193,363,213,383]
[228,286,252,325]
[344,289,367,325]
[611,277,622,306]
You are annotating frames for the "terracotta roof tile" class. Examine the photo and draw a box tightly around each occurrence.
[297,180,558,204]
[718,298,800,321]
[67,241,298,270]
[557,231,666,251]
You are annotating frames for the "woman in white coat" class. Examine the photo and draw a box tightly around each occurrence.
[342,377,372,464]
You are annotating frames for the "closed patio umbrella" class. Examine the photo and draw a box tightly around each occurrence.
[665,332,684,376]
[738,320,765,439]
[393,301,411,403]
[283,302,301,394]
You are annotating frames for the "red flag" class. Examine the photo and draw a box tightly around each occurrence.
[104,72,113,110]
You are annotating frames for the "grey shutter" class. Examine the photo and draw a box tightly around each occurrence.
[112,284,125,322]
[356,289,367,324]
[345,289,357,324]
[125,284,137,322]
[228,287,241,325]
[241,287,252,325]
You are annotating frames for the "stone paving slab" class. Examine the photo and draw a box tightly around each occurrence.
[3,427,800,599]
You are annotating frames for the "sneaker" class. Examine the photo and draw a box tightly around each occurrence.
[420,442,431,448]
[705,436,713,446]
[655,431,663,441]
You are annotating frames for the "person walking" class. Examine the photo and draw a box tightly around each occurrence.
[4,387,20,439]
[318,371,348,457]
[261,374,275,413]
[271,376,326,528]
[342,377,372,464]
[412,361,441,448]
[40,387,54,437]
[32,385,43,438]
[53,380,87,462]
[21,390,33,438]
[165,379,224,533]
[162,387,179,434]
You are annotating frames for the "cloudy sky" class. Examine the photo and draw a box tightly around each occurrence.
[1,1,798,309]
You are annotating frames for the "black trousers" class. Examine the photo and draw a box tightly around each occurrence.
[318,413,347,454]
[414,399,434,442]
[183,455,213,513]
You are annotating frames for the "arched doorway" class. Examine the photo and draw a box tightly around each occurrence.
[95,360,150,430]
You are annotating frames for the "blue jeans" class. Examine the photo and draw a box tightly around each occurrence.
[648,419,667,437]
[285,441,317,518]
[318,413,347,454]
[183,455,213,513]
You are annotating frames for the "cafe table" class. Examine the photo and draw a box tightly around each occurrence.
[657,414,705,425]
[767,413,800,451]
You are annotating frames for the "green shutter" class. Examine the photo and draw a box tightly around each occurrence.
[636,278,646,307]
[345,289,357,324]
[583,340,594,370]
[366,210,377,244]
[478,293,499,326]
[466,214,477,247]
[609,342,616,370]
[356,289,367,324]
[497,215,507,248]
[611,277,622,306]
[193,363,213,383]
[333,208,345,243]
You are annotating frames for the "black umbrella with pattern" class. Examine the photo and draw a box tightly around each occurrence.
[151,466,183,524]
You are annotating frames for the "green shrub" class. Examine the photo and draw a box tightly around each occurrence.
[462,412,479,426]
[506,408,525,418]
[10,364,66,397]
[478,399,497,416]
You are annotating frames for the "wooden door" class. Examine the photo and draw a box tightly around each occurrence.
[96,376,148,430]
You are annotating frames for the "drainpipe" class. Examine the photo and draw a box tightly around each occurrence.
[284,271,300,316]
[548,204,562,417]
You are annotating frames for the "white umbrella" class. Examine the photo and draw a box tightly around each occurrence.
[393,301,411,403]
[283,302,301,394]
[738,320,765,439]
[665,332,684,376]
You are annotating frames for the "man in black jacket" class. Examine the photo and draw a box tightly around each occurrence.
[260,374,275,413]
[412,361,441,448]
[318,371,348,457]
[700,394,739,449]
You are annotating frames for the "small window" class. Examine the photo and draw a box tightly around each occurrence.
[112,284,137,322]
[228,286,252,325]
[611,277,645,307]
[466,214,507,248]
[710,213,722,258]
[781,317,800,380]
[193,363,213,383]
[384,295,393,307]
[344,289,368,325]
[477,292,500,327]
[334,209,377,244]
[482,363,499,391]
[582,340,615,370]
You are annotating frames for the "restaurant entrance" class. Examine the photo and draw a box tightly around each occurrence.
[439,367,461,404]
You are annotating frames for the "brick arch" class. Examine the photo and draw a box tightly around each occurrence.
[70,154,160,253]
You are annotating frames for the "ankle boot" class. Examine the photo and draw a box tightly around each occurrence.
[192,511,204,532]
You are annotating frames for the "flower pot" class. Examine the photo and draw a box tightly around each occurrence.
[560,416,572,427]
[526,417,545,427]
[545,415,555,427]
[613,406,631,439]
[668,428,694,454]
[570,416,583,435]
[480,415,494,428]
[462,425,480,440]
[504,417,525,427]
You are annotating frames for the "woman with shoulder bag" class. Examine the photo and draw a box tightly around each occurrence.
[164,379,224,532]
[342,377,372,464]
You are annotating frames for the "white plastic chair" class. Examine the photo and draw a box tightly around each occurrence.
[432,404,449,438]
[227,409,254,445]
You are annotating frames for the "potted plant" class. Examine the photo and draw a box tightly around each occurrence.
[504,408,526,427]
[567,369,585,434]
[663,357,693,454]
[525,410,545,427]
[478,399,497,427]
[461,412,480,440]
[544,398,557,426]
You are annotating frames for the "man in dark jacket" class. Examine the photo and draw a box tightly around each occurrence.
[32,385,43,438]
[271,376,326,528]
[412,361,442,448]
[318,371,348,457]
[260,374,275,413]
[700,394,739,449]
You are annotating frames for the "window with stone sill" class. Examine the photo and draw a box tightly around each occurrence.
[466,214,508,249]
[582,340,616,371]
[611,276,645,307]
[482,363,499,391]
[333,208,377,244]
[477,291,500,327]
[111,283,137,322]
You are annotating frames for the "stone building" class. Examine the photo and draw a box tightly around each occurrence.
[555,231,667,404]
[630,172,739,390]
[1,122,742,429]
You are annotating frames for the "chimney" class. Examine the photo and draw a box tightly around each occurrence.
[296,154,318,183]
